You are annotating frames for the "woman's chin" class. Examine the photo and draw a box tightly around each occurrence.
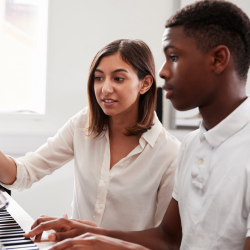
[102,110,116,117]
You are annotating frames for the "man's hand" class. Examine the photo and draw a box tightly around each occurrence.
[46,233,150,250]
[27,214,69,242]
[23,218,97,242]
[71,219,97,227]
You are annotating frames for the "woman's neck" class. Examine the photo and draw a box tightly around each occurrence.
[108,111,138,137]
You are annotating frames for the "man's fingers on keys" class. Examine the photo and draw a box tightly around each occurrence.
[33,232,43,242]
[25,218,71,238]
[48,230,82,242]
[31,215,56,230]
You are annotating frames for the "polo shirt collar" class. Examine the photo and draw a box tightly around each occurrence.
[199,97,250,148]
[141,112,162,148]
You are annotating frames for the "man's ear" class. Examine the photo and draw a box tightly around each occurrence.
[211,45,230,75]
[140,75,153,94]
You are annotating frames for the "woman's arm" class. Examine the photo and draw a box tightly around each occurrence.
[0,109,88,191]
[0,151,17,185]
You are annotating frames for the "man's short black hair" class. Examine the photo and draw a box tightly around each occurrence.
[166,0,250,80]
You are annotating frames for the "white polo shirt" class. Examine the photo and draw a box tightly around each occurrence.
[173,97,250,250]
[2,107,180,231]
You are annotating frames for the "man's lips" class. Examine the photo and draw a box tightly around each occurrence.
[162,84,174,99]
[162,83,173,92]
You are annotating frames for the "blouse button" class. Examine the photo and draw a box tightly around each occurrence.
[99,204,102,209]
[199,159,204,165]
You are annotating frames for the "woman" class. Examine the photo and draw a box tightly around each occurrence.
[0,39,180,232]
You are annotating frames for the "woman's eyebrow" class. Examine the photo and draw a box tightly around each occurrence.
[95,69,129,74]
[112,69,128,73]
[95,69,103,73]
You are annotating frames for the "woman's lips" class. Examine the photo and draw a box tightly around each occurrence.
[102,99,117,107]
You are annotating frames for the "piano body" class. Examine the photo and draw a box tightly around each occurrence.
[0,192,54,250]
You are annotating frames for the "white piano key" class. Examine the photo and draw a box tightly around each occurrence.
[2,244,38,249]
[0,224,19,227]
[4,247,38,250]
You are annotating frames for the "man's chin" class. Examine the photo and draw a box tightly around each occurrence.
[171,101,197,112]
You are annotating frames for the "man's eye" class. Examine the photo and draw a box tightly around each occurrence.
[170,55,178,62]
[114,77,124,82]
[94,77,103,81]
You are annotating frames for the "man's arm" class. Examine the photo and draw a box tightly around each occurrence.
[25,198,182,250]
[104,198,182,250]
[244,238,250,250]
[0,151,17,185]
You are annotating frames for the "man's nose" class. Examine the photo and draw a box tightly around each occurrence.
[159,61,171,81]
[102,80,114,95]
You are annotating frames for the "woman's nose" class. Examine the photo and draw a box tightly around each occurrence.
[102,80,114,95]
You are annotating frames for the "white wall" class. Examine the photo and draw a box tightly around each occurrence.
[2,0,250,220]
[0,0,177,219]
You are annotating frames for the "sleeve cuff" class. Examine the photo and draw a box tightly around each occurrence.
[246,229,250,238]
[172,191,178,202]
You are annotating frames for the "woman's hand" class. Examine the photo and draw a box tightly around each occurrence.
[46,233,150,250]
[24,217,96,242]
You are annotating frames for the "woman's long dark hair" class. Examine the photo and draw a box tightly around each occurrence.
[87,39,157,138]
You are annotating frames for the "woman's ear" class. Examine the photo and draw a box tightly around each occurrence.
[211,45,230,75]
[140,75,153,94]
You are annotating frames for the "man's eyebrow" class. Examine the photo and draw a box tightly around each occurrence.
[163,45,175,53]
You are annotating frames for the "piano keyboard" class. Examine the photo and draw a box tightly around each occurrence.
[0,192,54,250]
[0,209,38,250]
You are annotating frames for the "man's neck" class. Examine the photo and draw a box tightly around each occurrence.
[200,93,247,130]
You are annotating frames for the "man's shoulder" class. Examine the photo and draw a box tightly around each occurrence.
[181,128,200,148]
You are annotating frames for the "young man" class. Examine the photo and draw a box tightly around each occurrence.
[24,1,250,249]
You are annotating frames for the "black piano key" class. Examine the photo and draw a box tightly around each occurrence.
[0,220,16,223]
[1,237,27,242]
[0,213,10,217]
[0,230,25,234]
[0,234,25,239]
[0,215,12,218]
[0,226,20,230]
[0,210,38,250]
[0,216,13,220]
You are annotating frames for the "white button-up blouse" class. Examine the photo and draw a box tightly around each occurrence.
[3,107,180,231]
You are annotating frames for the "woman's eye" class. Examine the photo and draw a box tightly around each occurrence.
[170,55,178,62]
[114,77,124,82]
[94,76,103,81]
